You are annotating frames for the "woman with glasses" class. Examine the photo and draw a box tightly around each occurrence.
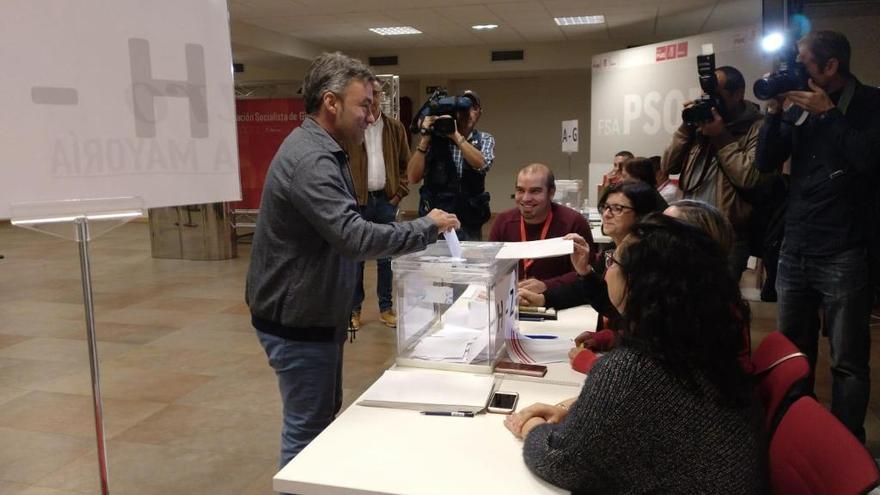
[518,180,667,331]
[505,214,766,494]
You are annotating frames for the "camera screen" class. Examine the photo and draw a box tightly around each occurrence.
[490,392,517,409]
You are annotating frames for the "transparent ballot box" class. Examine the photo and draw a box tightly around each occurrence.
[392,241,518,373]
[554,179,584,212]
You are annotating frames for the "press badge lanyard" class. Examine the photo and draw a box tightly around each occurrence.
[520,210,554,278]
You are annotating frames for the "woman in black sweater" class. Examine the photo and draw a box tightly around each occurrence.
[518,180,667,327]
[505,214,766,494]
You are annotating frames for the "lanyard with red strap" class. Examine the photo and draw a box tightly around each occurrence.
[519,210,553,278]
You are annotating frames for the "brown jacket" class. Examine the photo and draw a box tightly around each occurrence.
[346,113,411,205]
[662,101,765,236]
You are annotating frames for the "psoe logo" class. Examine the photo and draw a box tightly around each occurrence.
[596,88,702,137]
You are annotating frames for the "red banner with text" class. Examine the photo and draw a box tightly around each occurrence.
[234,98,306,209]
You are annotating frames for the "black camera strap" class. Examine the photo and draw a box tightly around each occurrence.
[681,142,714,196]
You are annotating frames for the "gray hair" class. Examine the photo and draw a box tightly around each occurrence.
[302,52,374,115]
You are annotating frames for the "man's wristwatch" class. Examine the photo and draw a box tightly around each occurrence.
[456,135,466,145]
[817,109,834,122]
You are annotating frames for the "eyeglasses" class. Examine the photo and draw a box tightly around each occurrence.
[597,203,634,216]
[604,251,623,269]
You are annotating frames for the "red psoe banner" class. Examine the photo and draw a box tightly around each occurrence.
[234,98,306,209]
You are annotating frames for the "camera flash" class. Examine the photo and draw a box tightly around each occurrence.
[761,33,785,52]
[701,43,714,55]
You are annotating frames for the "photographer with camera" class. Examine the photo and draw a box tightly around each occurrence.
[663,62,764,280]
[756,30,880,442]
[408,90,495,240]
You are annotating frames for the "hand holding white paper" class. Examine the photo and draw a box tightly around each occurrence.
[444,229,464,260]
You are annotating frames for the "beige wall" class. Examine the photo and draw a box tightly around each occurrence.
[804,7,880,86]
[397,71,590,214]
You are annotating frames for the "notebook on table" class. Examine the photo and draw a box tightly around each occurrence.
[358,369,496,413]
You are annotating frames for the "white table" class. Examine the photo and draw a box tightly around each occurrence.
[274,306,598,495]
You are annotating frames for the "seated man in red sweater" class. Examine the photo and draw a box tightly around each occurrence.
[489,163,595,293]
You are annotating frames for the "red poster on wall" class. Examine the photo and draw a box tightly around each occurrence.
[234,98,306,209]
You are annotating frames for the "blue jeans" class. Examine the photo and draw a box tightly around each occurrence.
[256,330,345,469]
[353,192,397,313]
[776,244,872,441]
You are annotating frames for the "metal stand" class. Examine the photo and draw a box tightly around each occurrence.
[10,196,145,495]
[75,217,110,495]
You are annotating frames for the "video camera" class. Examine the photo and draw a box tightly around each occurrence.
[410,88,472,136]
[753,41,809,100]
[682,52,728,127]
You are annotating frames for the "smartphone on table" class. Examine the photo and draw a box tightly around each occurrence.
[488,391,519,414]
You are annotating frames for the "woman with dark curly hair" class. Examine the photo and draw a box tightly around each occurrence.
[505,214,766,494]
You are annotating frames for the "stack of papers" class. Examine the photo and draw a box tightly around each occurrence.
[358,369,496,413]
[507,326,574,364]
[410,324,489,363]
[518,305,558,320]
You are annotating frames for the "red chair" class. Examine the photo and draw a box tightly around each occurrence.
[769,396,880,495]
[752,332,810,433]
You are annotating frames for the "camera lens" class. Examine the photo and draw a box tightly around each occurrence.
[433,118,455,135]
[753,76,780,101]
[681,101,714,126]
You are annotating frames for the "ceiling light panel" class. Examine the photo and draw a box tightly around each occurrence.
[369,26,422,36]
[554,15,605,26]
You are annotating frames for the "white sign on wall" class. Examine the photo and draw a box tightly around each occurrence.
[0,0,241,220]
[587,27,772,203]
[561,119,579,153]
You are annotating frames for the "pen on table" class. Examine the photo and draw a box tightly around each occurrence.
[420,411,475,417]
[524,334,558,340]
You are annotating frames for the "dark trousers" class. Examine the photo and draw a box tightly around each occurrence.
[728,236,751,283]
[776,244,872,441]
[353,191,397,313]
[456,225,482,242]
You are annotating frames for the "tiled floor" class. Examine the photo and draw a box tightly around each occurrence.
[0,220,878,494]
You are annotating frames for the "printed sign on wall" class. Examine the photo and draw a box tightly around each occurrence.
[0,0,240,219]
[561,119,579,153]
[235,98,305,210]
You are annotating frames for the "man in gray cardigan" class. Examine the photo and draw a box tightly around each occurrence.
[246,52,459,469]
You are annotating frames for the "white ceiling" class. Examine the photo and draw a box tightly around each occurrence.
[229,0,761,53]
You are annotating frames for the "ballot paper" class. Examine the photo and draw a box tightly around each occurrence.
[444,229,464,259]
[410,324,490,363]
[495,237,574,260]
[506,326,574,364]
[358,369,496,412]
